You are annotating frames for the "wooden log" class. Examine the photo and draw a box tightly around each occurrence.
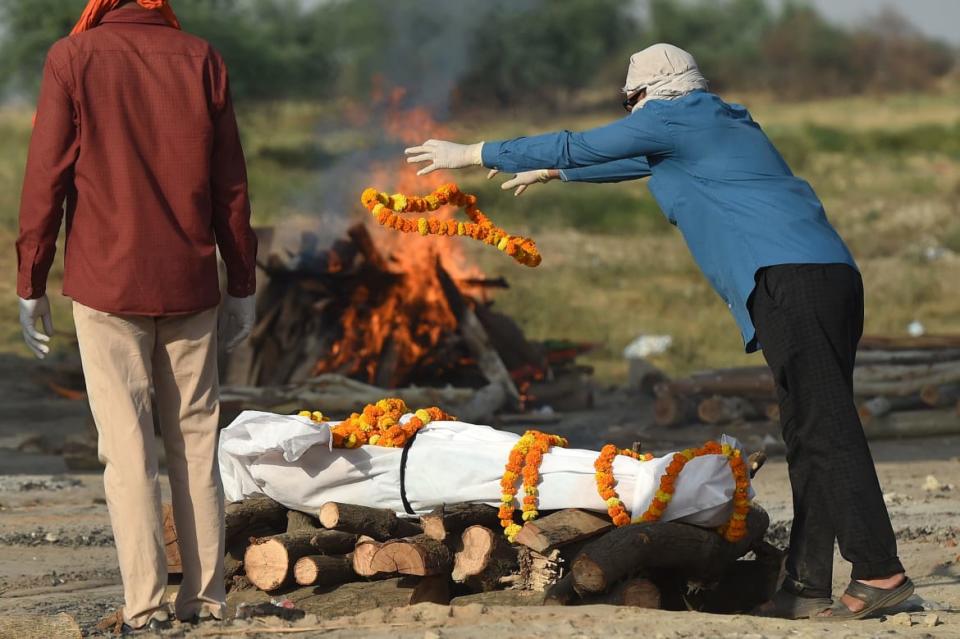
[855,367,960,396]
[292,554,358,588]
[369,535,452,577]
[435,260,520,405]
[697,396,760,425]
[352,536,384,577]
[653,394,701,427]
[347,223,391,273]
[421,504,501,542]
[542,572,579,606]
[857,394,925,424]
[855,361,960,384]
[920,383,960,408]
[580,577,661,608]
[655,371,775,400]
[223,497,290,584]
[319,502,421,541]
[515,509,613,554]
[682,540,785,613]
[409,574,452,605]
[243,529,358,591]
[571,506,769,595]
[451,590,547,607]
[862,408,960,440]
[287,510,321,533]
[244,532,321,592]
[859,335,960,350]
[162,503,182,574]
[224,496,289,547]
[855,348,960,365]
[451,525,519,592]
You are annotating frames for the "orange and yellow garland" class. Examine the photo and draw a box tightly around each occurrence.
[299,399,452,449]
[360,184,542,267]
[593,440,752,542]
[498,429,568,542]
[594,445,654,527]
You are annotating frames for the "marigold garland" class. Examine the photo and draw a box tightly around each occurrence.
[298,399,453,449]
[593,445,654,527]
[631,440,753,542]
[499,429,568,542]
[360,184,542,267]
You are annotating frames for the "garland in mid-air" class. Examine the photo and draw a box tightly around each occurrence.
[360,184,542,267]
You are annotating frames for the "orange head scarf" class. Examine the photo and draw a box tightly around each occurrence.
[70,0,181,35]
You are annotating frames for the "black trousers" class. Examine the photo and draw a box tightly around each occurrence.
[749,263,904,597]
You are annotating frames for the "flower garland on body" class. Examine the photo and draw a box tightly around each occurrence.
[594,445,654,527]
[360,184,542,267]
[499,429,569,542]
[299,399,453,449]
[612,440,752,542]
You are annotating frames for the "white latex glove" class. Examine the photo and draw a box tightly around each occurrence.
[19,295,54,359]
[404,139,484,176]
[219,295,256,352]
[488,168,558,196]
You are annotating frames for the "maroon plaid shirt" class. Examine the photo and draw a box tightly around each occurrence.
[16,4,257,314]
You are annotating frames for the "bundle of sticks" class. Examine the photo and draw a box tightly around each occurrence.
[652,335,960,437]
[165,456,778,613]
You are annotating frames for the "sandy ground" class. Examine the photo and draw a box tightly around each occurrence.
[1,353,959,638]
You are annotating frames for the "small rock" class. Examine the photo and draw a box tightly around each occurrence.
[44,532,60,543]
[883,492,902,505]
[923,475,942,492]
[923,613,941,627]
[887,612,914,627]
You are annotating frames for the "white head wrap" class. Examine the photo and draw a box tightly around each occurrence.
[623,43,707,111]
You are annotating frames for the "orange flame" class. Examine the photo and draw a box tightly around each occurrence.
[314,80,485,387]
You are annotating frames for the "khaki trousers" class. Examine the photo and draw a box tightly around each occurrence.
[73,301,226,627]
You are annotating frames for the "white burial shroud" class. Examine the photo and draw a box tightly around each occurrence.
[219,411,752,528]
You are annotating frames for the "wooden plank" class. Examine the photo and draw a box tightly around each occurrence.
[515,509,614,554]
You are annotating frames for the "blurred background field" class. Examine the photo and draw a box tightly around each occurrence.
[1,0,958,381]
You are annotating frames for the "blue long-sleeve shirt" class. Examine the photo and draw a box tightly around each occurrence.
[481,90,856,352]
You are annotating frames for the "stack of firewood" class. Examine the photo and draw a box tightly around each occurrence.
[652,335,960,437]
[165,484,780,612]
[219,223,594,420]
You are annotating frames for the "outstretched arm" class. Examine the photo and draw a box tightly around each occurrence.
[482,111,668,173]
[493,157,651,197]
[559,157,652,183]
[405,110,670,176]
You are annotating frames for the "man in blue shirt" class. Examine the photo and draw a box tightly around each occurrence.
[406,43,911,619]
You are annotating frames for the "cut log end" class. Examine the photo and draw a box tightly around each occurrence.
[352,536,383,577]
[369,535,452,577]
[243,539,291,591]
[293,556,321,586]
[318,502,341,529]
[452,526,497,581]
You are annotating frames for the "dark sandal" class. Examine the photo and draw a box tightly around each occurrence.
[820,577,914,620]
[752,588,833,619]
